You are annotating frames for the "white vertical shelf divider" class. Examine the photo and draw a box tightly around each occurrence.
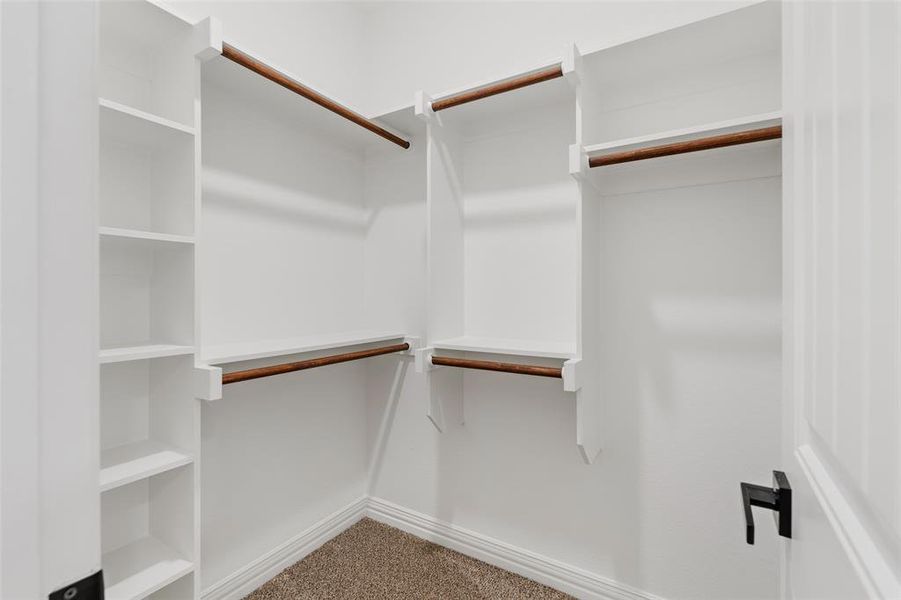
[566,43,604,464]
[414,91,465,432]
[190,15,223,600]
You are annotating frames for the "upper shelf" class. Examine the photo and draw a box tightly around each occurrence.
[202,330,408,365]
[431,336,575,361]
[203,43,411,152]
[426,60,574,131]
[584,111,782,163]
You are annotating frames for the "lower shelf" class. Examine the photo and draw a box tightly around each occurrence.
[103,536,193,600]
[100,440,192,492]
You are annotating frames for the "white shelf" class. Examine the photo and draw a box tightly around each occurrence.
[100,98,195,148]
[202,330,407,365]
[100,440,193,492]
[432,60,574,130]
[203,49,404,151]
[431,336,575,360]
[100,344,194,364]
[100,227,195,247]
[103,536,193,600]
[584,111,782,158]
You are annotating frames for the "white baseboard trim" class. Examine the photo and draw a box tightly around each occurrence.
[366,496,663,600]
[201,495,663,600]
[201,496,368,600]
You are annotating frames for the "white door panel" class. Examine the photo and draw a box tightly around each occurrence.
[783,1,901,598]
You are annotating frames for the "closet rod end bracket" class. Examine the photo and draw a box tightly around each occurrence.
[562,358,582,392]
[194,364,223,401]
[403,336,421,356]
[569,144,588,180]
[562,43,582,87]
[193,16,223,62]
[414,91,435,121]
[414,347,437,373]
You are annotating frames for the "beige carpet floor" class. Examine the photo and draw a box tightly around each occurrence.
[244,518,573,600]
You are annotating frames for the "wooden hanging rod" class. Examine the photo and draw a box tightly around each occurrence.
[589,125,783,168]
[431,64,564,112]
[222,342,410,385]
[221,43,411,150]
[430,355,563,379]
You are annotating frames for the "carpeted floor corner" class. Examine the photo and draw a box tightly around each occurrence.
[244,518,573,599]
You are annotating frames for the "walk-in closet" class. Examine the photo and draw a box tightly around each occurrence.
[2,1,898,599]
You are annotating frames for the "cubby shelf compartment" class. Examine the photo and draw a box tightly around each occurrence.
[430,336,575,360]
[102,536,193,600]
[201,330,408,365]
[99,226,195,247]
[100,344,194,364]
[100,440,193,492]
[99,98,195,237]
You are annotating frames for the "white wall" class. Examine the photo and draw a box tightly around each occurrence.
[358,1,760,116]
[161,1,366,111]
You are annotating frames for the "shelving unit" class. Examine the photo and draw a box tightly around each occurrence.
[412,52,586,441]
[97,2,218,598]
[198,34,417,407]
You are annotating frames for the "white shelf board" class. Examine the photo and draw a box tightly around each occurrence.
[99,344,194,364]
[431,336,575,360]
[203,49,409,152]
[202,331,407,365]
[584,111,783,158]
[103,536,193,600]
[100,440,193,492]
[100,98,194,148]
[434,61,574,130]
[100,227,195,247]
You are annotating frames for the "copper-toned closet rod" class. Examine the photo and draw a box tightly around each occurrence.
[431,356,563,379]
[589,125,782,168]
[223,343,410,385]
[431,64,564,112]
[221,43,411,150]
